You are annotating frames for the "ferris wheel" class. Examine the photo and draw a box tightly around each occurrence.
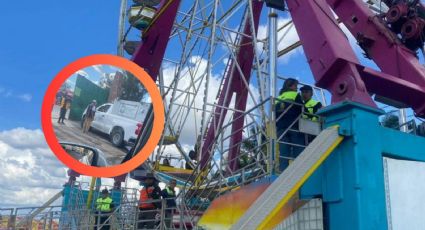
[116,0,407,194]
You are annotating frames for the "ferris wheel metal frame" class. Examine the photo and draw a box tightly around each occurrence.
[117,0,425,188]
[119,0,327,177]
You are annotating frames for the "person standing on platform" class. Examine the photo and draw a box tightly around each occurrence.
[95,188,114,230]
[138,173,162,229]
[161,179,177,228]
[275,78,304,172]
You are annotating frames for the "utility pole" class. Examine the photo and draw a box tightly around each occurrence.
[268,7,278,174]
[399,108,408,132]
[117,0,128,56]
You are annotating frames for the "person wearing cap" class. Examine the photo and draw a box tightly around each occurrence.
[275,78,304,172]
[83,100,97,133]
[138,173,162,229]
[161,179,177,228]
[185,145,198,170]
[57,94,68,124]
[300,85,322,122]
[95,188,114,230]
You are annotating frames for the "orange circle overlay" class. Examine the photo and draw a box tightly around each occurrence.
[41,54,164,178]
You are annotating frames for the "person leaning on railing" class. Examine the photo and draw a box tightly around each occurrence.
[161,179,177,228]
[95,188,114,230]
[138,173,162,229]
[300,85,323,144]
[300,85,322,122]
[275,78,304,172]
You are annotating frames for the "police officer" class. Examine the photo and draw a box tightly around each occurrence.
[95,188,114,230]
[138,173,162,229]
[161,179,177,228]
[275,78,304,172]
[300,85,322,122]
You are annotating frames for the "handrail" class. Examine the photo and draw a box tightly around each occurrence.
[231,126,344,230]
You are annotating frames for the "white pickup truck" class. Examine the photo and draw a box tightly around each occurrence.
[81,100,149,147]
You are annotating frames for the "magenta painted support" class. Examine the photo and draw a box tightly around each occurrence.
[131,0,182,81]
[113,0,181,184]
[328,0,425,84]
[286,0,376,107]
[227,88,250,171]
[286,0,425,116]
[200,1,264,170]
[327,0,425,116]
[361,67,425,114]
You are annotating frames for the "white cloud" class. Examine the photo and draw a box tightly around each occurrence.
[91,65,105,75]
[106,65,119,73]
[75,70,88,77]
[0,128,46,149]
[254,10,380,66]
[0,128,67,207]
[17,93,32,102]
[159,55,261,165]
[5,90,12,98]
[0,127,147,207]
[0,86,32,102]
[257,18,302,63]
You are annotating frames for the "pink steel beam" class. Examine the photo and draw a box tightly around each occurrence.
[286,0,376,107]
[326,0,425,116]
[286,0,425,117]
[113,0,181,186]
[132,0,182,81]
[330,0,425,84]
[200,0,264,170]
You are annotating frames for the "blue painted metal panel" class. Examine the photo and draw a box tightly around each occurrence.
[300,101,425,229]
[380,127,425,162]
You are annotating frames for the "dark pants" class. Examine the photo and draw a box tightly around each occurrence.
[164,209,174,228]
[278,129,305,172]
[138,208,157,229]
[94,212,111,230]
[58,108,67,123]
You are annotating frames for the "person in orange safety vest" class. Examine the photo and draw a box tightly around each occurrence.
[138,172,162,229]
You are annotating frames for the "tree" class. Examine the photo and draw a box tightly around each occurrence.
[119,71,149,102]
[381,114,400,130]
[417,122,425,137]
[99,73,114,88]
[237,126,259,168]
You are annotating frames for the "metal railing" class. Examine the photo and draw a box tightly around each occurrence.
[179,96,323,225]
[1,197,191,230]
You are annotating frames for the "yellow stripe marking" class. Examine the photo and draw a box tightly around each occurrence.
[257,131,344,229]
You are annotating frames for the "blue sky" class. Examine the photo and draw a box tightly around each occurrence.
[67,65,121,90]
[0,2,424,226]
[0,0,121,130]
[0,1,394,130]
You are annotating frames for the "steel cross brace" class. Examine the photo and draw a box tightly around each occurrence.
[200,0,264,171]
[132,0,182,81]
[285,0,425,117]
[114,0,181,186]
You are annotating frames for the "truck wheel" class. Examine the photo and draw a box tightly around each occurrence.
[111,127,124,147]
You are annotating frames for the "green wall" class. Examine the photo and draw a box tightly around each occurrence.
[69,75,109,121]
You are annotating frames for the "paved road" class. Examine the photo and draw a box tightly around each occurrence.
[52,105,127,166]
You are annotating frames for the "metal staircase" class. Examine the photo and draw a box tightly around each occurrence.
[231,126,344,230]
